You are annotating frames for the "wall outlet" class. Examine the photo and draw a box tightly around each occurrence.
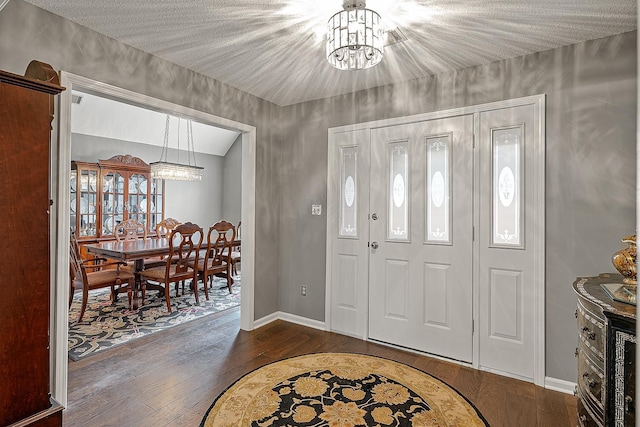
[301,285,307,296]
[312,204,322,215]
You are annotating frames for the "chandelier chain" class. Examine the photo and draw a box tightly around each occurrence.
[160,114,171,163]
[187,119,198,167]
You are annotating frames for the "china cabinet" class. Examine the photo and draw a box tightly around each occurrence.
[573,273,636,427]
[0,61,64,425]
[71,154,164,241]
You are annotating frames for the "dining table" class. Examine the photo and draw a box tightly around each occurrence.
[85,237,240,309]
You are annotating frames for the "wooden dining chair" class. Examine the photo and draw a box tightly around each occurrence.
[155,217,181,238]
[139,222,203,312]
[69,232,135,322]
[230,221,241,277]
[114,218,147,241]
[189,220,236,298]
[113,219,148,276]
[144,217,182,268]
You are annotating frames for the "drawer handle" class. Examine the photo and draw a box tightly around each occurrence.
[582,372,596,388]
[574,347,579,357]
[581,326,596,340]
[575,309,578,318]
[625,395,634,414]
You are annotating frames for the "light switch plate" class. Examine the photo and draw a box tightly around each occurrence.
[312,204,322,215]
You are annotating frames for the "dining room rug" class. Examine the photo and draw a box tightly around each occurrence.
[200,353,488,427]
[68,275,241,361]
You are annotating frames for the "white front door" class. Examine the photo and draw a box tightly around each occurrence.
[368,115,475,362]
[327,95,545,383]
[477,104,542,381]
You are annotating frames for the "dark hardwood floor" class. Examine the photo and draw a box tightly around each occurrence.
[65,306,577,426]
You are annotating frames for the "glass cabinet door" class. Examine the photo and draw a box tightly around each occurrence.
[77,168,98,237]
[127,173,147,226]
[150,178,163,232]
[101,171,125,238]
[70,170,77,235]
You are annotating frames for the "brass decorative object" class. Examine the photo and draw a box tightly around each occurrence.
[611,234,637,285]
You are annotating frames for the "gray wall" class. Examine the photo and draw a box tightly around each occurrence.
[0,0,282,320]
[1,0,636,383]
[222,135,242,225]
[71,133,233,228]
[280,32,637,382]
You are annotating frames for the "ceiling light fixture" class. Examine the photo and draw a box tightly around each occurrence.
[326,0,384,70]
[150,115,204,181]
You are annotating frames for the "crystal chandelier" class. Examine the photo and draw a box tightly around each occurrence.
[150,115,204,181]
[326,0,384,70]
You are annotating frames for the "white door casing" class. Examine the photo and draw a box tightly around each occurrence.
[53,72,257,406]
[368,115,475,362]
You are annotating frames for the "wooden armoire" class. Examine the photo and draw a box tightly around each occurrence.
[0,62,65,425]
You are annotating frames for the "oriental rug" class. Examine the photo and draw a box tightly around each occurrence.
[201,353,488,427]
[68,276,241,361]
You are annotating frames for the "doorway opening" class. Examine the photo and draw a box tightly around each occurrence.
[52,72,257,406]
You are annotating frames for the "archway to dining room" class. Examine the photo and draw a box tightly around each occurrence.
[52,72,257,407]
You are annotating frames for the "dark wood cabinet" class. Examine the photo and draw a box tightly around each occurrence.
[0,62,64,425]
[573,274,636,427]
[71,155,165,242]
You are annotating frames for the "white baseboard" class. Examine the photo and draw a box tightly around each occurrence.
[253,315,576,395]
[253,312,280,329]
[253,311,326,331]
[545,376,576,395]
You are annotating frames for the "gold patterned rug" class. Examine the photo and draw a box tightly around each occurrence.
[201,353,488,426]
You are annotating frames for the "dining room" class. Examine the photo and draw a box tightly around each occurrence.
[66,87,247,360]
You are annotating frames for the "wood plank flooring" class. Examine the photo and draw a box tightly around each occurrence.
[64,306,577,426]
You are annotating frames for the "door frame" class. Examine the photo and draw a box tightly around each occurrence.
[51,72,257,406]
[326,94,546,385]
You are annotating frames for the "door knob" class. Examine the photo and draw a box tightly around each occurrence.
[371,241,379,249]
[371,213,379,220]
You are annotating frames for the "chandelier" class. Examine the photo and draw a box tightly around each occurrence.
[150,115,204,181]
[326,0,384,70]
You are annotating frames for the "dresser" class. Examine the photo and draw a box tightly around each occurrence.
[0,62,64,426]
[573,274,636,427]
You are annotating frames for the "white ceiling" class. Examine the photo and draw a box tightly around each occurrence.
[71,90,240,156]
[23,0,637,106]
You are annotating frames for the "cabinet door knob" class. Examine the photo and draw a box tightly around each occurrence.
[575,309,578,318]
[625,395,634,413]
[579,414,587,422]
[574,347,579,357]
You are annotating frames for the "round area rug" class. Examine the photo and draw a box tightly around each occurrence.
[201,353,488,426]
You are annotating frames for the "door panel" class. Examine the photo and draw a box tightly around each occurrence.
[369,115,474,362]
[478,104,538,380]
[424,262,451,327]
[384,259,409,319]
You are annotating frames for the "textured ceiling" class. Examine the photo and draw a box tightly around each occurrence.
[23,0,637,106]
